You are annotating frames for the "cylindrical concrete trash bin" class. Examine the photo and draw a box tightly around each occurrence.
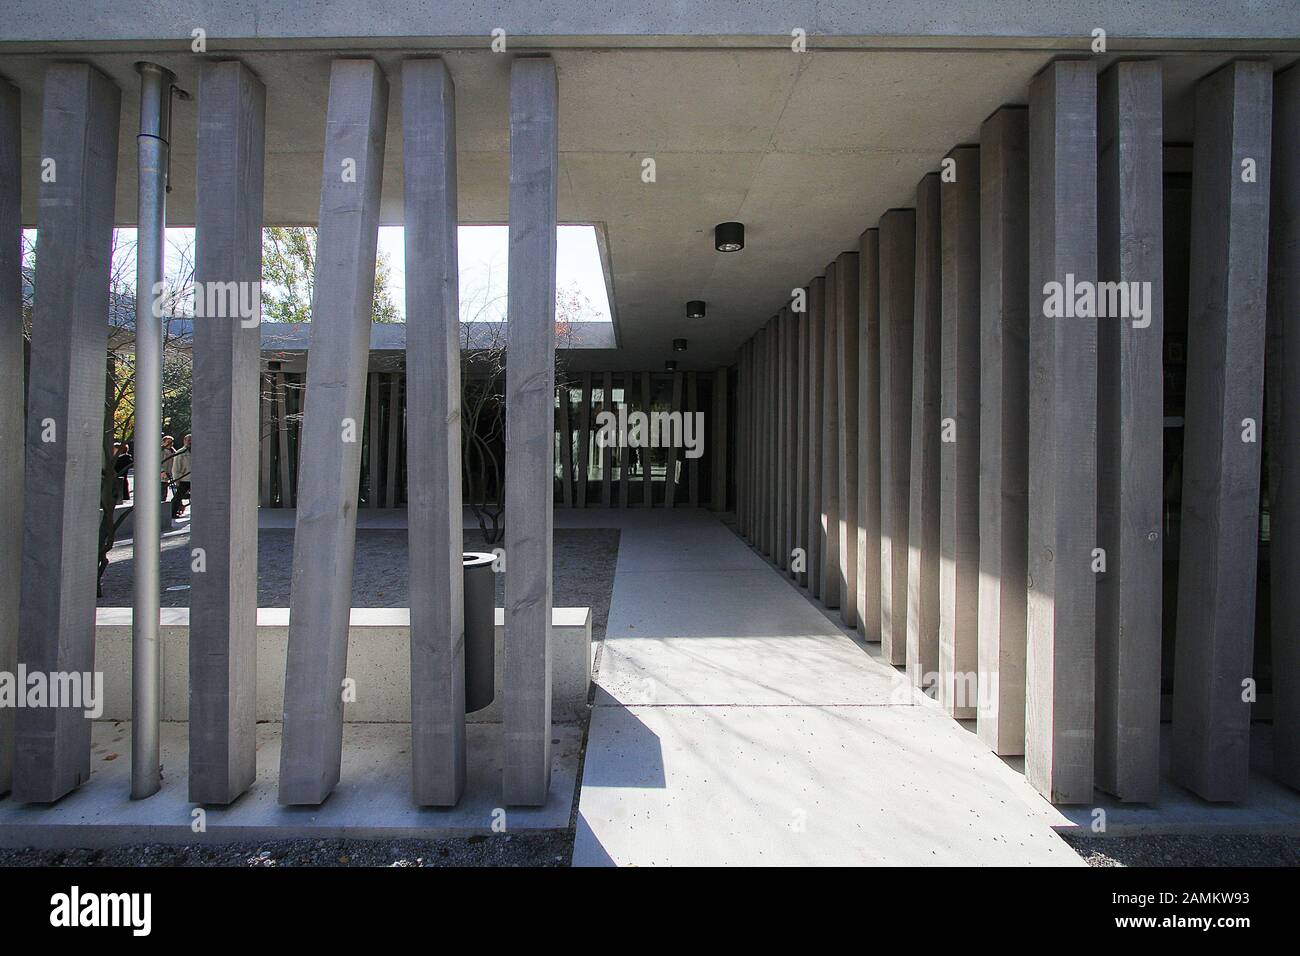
[463,552,497,713]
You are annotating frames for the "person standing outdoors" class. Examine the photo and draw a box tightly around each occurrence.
[171,433,192,518]
[160,434,175,503]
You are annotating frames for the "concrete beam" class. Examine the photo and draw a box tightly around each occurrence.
[188,60,265,805]
[908,174,942,692]
[1173,60,1273,803]
[1095,60,1164,803]
[503,56,558,805]
[1026,59,1098,805]
[976,106,1030,756]
[278,59,388,806]
[806,277,826,597]
[821,261,841,609]
[711,367,727,512]
[938,147,981,719]
[13,64,120,803]
[879,209,916,666]
[836,252,860,626]
[402,57,466,806]
[857,230,883,640]
[1269,64,1300,792]
[0,79,20,797]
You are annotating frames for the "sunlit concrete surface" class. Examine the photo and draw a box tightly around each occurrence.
[573,508,1081,866]
[0,721,581,848]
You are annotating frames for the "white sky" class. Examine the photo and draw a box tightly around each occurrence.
[46,223,612,323]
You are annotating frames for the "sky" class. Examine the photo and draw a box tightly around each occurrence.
[28,223,613,323]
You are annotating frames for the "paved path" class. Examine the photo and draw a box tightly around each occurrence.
[570,508,1080,866]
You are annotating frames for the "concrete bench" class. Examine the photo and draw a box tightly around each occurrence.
[94,606,592,724]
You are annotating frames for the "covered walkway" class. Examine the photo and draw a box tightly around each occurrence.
[571,509,1080,866]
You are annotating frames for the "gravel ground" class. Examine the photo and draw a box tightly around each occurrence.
[98,526,619,643]
[1062,834,1300,867]
[0,834,571,867]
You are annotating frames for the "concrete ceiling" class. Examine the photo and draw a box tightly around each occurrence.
[3,44,1297,371]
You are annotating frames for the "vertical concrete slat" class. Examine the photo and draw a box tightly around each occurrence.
[402,57,466,806]
[278,59,388,805]
[774,312,787,565]
[189,60,266,804]
[665,370,683,508]
[641,371,653,507]
[857,230,883,640]
[619,371,631,508]
[1095,61,1164,802]
[367,373,381,508]
[1173,60,1273,803]
[0,80,21,796]
[558,379,573,508]
[576,371,592,508]
[602,371,613,506]
[767,317,779,554]
[756,326,768,550]
[908,174,943,691]
[879,209,917,666]
[503,56,558,805]
[1268,64,1300,792]
[386,373,401,507]
[836,252,860,625]
[258,373,273,508]
[1026,60,1099,805]
[977,107,1030,756]
[275,369,293,506]
[807,279,826,596]
[687,371,699,507]
[795,295,810,586]
[13,64,120,802]
[938,147,981,719]
[821,263,841,608]
[711,367,727,511]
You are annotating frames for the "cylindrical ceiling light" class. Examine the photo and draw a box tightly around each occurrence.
[714,221,745,252]
[673,338,688,352]
[665,360,678,372]
[686,300,706,319]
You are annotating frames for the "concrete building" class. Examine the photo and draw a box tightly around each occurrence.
[0,3,1297,832]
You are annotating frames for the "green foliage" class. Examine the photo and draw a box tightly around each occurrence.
[262,226,401,323]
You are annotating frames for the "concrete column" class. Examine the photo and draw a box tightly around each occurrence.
[189,60,266,805]
[1026,59,1098,805]
[836,253,860,625]
[620,371,632,508]
[577,372,592,508]
[259,374,273,508]
[641,371,653,507]
[908,174,942,691]
[1269,64,1300,792]
[736,348,746,527]
[821,261,841,608]
[806,278,826,596]
[503,56,558,805]
[857,230,883,640]
[1095,61,1164,802]
[602,371,614,506]
[795,293,810,586]
[665,370,683,508]
[386,374,401,506]
[367,373,381,508]
[711,367,728,511]
[558,380,573,507]
[278,59,388,806]
[687,371,699,507]
[275,368,293,506]
[768,316,780,555]
[786,305,800,573]
[757,324,770,552]
[1173,60,1273,803]
[976,107,1030,756]
[402,57,466,806]
[0,79,20,797]
[774,310,787,567]
[879,210,916,666]
[938,147,981,719]
[13,64,120,803]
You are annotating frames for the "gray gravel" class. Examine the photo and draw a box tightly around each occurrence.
[1062,834,1300,867]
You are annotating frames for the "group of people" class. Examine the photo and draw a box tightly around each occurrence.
[110,433,192,518]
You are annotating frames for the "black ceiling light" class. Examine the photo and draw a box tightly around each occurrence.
[673,338,688,352]
[714,221,745,252]
[686,300,706,319]
[664,360,678,372]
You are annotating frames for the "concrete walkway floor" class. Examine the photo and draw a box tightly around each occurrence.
[570,508,1080,866]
